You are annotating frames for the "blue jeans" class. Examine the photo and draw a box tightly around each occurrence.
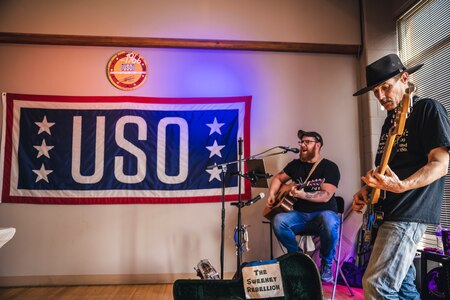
[363,221,427,300]
[272,210,339,265]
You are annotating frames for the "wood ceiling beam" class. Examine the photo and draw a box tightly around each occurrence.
[0,32,360,55]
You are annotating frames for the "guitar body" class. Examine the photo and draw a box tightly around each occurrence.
[263,179,325,220]
[359,202,384,255]
[263,183,296,220]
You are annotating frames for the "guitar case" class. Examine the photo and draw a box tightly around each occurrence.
[173,252,323,300]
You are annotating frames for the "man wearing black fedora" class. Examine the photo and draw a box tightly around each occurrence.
[352,54,450,299]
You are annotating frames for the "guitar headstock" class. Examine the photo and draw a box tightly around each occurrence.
[304,178,325,187]
[391,82,415,136]
[407,82,416,95]
[295,178,325,190]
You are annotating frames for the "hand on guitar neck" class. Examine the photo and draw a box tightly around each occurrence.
[362,165,403,199]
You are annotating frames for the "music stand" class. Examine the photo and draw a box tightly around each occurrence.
[244,159,269,188]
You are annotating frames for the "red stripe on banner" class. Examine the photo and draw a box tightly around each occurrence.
[1,194,241,205]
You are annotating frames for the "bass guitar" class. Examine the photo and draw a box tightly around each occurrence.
[359,82,415,255]
[263,178,325,220]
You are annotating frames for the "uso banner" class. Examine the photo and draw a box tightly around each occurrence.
[0,93,251,204]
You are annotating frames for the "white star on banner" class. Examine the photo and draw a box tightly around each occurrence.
[32,163,53,183]
[33,139,54,158]
[35,116,55,135]
[206,140,225,158]
[206,167,222,182]
[206,117,225,135]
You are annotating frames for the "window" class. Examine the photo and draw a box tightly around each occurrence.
[397,0,450,248]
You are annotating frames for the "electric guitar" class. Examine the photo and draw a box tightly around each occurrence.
[263,178,325,220]
[358,83,415,255]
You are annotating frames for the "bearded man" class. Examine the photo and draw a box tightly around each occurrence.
[265,130,340,282]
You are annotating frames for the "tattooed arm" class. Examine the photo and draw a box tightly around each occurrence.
[290,182,336,203]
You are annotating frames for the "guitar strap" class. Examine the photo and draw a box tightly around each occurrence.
[304,158,323,183]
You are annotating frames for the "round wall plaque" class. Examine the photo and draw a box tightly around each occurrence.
[107,51,148,90]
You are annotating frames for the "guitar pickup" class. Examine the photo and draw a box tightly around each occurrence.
[374,211,384,223]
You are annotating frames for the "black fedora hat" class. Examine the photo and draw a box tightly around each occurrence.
[353,54,423,96]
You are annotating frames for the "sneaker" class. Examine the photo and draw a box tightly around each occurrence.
[320,263,333,283]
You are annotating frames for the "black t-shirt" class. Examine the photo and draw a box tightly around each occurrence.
[283,158,340,213]
[375,97,450,224]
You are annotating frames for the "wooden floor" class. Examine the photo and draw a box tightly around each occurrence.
[0,283,363,300]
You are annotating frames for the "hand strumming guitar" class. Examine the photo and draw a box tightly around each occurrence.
[266,194,275,208]
[265,170,290,208]
[352,185,369,214]
[353,165,404,214]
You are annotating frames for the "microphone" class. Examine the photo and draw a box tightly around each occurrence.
[230,192,265,208]
[279,146,300,153]
[245,192,265,206]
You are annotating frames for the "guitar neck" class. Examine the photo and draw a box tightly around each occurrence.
[378,134,397,175]
[370,84,413,205]
[371,125,401,204]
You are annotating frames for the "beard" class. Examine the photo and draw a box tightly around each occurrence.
[300,148,315,162]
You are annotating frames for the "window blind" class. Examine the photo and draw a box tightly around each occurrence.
[397,0,450,247]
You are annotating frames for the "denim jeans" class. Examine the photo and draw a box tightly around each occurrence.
[363,221,427,300]
[272,210,339,265]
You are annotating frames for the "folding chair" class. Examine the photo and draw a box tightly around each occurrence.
[297,196,354,299]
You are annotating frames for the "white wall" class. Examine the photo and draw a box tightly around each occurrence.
[0,0,359,44]
[0,0,362,285]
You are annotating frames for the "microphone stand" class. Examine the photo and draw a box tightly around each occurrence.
[250,146,295,159]
[233,146,294,275]
[209,138,244,279]
[241,146,297,263]
[219,164,226,280]
[206,145,296,279]
[236,138,243,273]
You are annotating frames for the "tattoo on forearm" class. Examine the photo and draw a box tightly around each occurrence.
[304,190,330,200]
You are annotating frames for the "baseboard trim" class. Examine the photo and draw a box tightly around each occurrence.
[0,272,235,287]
